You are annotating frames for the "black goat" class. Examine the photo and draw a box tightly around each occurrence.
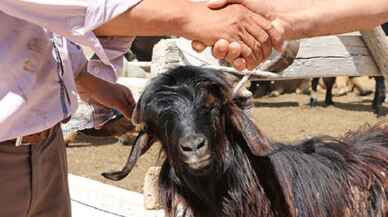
[104,66,388,217]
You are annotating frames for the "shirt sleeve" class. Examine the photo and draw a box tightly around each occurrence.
[87,37,135,81]
[67,40,88,78]
[0,0,142,65]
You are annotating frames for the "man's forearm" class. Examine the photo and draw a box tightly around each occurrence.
[274,0,388,39]
[76,72,135,119]
[76,71,115,106]
[95,0,194,37]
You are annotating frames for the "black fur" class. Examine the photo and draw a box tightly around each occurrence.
[130,66,388,217]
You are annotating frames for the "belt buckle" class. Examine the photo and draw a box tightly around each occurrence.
[15,136,23,146]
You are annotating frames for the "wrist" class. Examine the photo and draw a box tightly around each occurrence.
[261,0,318,40]
[97,0,194,37]
[174,2,209,41]
[129,0,194,37]
[274,9,318,40]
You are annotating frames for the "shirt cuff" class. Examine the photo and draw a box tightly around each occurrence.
[71,0,142,67]
[98,37,135,61]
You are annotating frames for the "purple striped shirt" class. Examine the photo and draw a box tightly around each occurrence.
[0,0,141,142]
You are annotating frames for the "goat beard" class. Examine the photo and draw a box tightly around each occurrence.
[159,136,275,217]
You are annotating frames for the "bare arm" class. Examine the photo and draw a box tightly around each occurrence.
[76,71,135,120]
[270,0,388,39]
[94,0,189,37]
[203,0,388,69]
[208,0,388,40]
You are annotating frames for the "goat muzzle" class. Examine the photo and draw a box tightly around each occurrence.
[179,134,211,170]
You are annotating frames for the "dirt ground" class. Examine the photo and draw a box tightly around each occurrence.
[66,91,388,192]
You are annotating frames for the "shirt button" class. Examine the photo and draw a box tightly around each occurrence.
[23,59,35,72]
[27,38,42,53]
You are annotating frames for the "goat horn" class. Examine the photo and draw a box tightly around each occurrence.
[260,40,300,73]
[102,130,153,181]
[229,41,300,98]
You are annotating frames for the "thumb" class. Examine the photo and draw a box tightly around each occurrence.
[269,19,286,52]
[117,84,135,120]
[191,40,207,52]
[120,102,134,121]
[207,0,243,9]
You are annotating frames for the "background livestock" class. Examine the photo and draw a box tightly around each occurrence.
[308,24,388,115]
[309,76,386,116]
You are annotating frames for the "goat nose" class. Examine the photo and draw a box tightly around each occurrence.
[179,135,208,154]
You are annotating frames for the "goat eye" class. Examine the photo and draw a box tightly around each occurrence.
[210,107,220,116]
[199,105,211,112]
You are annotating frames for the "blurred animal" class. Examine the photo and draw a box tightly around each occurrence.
[310,23,388,116]
[309,77,337,106]
[130,36,169,61]
[310,76,385,115]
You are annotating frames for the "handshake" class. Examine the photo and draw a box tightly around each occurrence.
[100,0,383,71]
[185,0,290,71]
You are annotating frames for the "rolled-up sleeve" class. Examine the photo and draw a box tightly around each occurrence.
[87,37,135,79]
[0,0,142,65]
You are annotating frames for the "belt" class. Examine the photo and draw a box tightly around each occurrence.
[5,128,52,146]
[3,118,69,146]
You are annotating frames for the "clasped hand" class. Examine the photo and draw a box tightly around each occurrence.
[189,0,286,71]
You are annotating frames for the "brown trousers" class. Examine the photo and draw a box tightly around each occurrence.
[0,125,71,217]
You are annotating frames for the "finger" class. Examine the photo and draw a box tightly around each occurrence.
[124,93,136,120]
[245,53,261,70]
[232,58,247,71]
[242,11,284,53]
[245,24,272,62]
[246,13,274,60]
[261,38,273,61]
[255,17,286,52]
[239,32,263,70]
[212,39,229,59]
[269,19,286,52]
[192,40,207,52]
[122,110,132,121]
[117,102,132,121]
[119,106,132,121]
[225,42,242,63]
[117,85,135,120]
[240,43,252,58]
[207,0,242,9]
[230,43,251,71]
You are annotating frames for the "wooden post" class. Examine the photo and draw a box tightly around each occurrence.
[360,27,388,77]
[143,167,162,210]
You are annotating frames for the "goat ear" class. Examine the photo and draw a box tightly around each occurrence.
[227,104,272,156]
[102,130,154,181]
